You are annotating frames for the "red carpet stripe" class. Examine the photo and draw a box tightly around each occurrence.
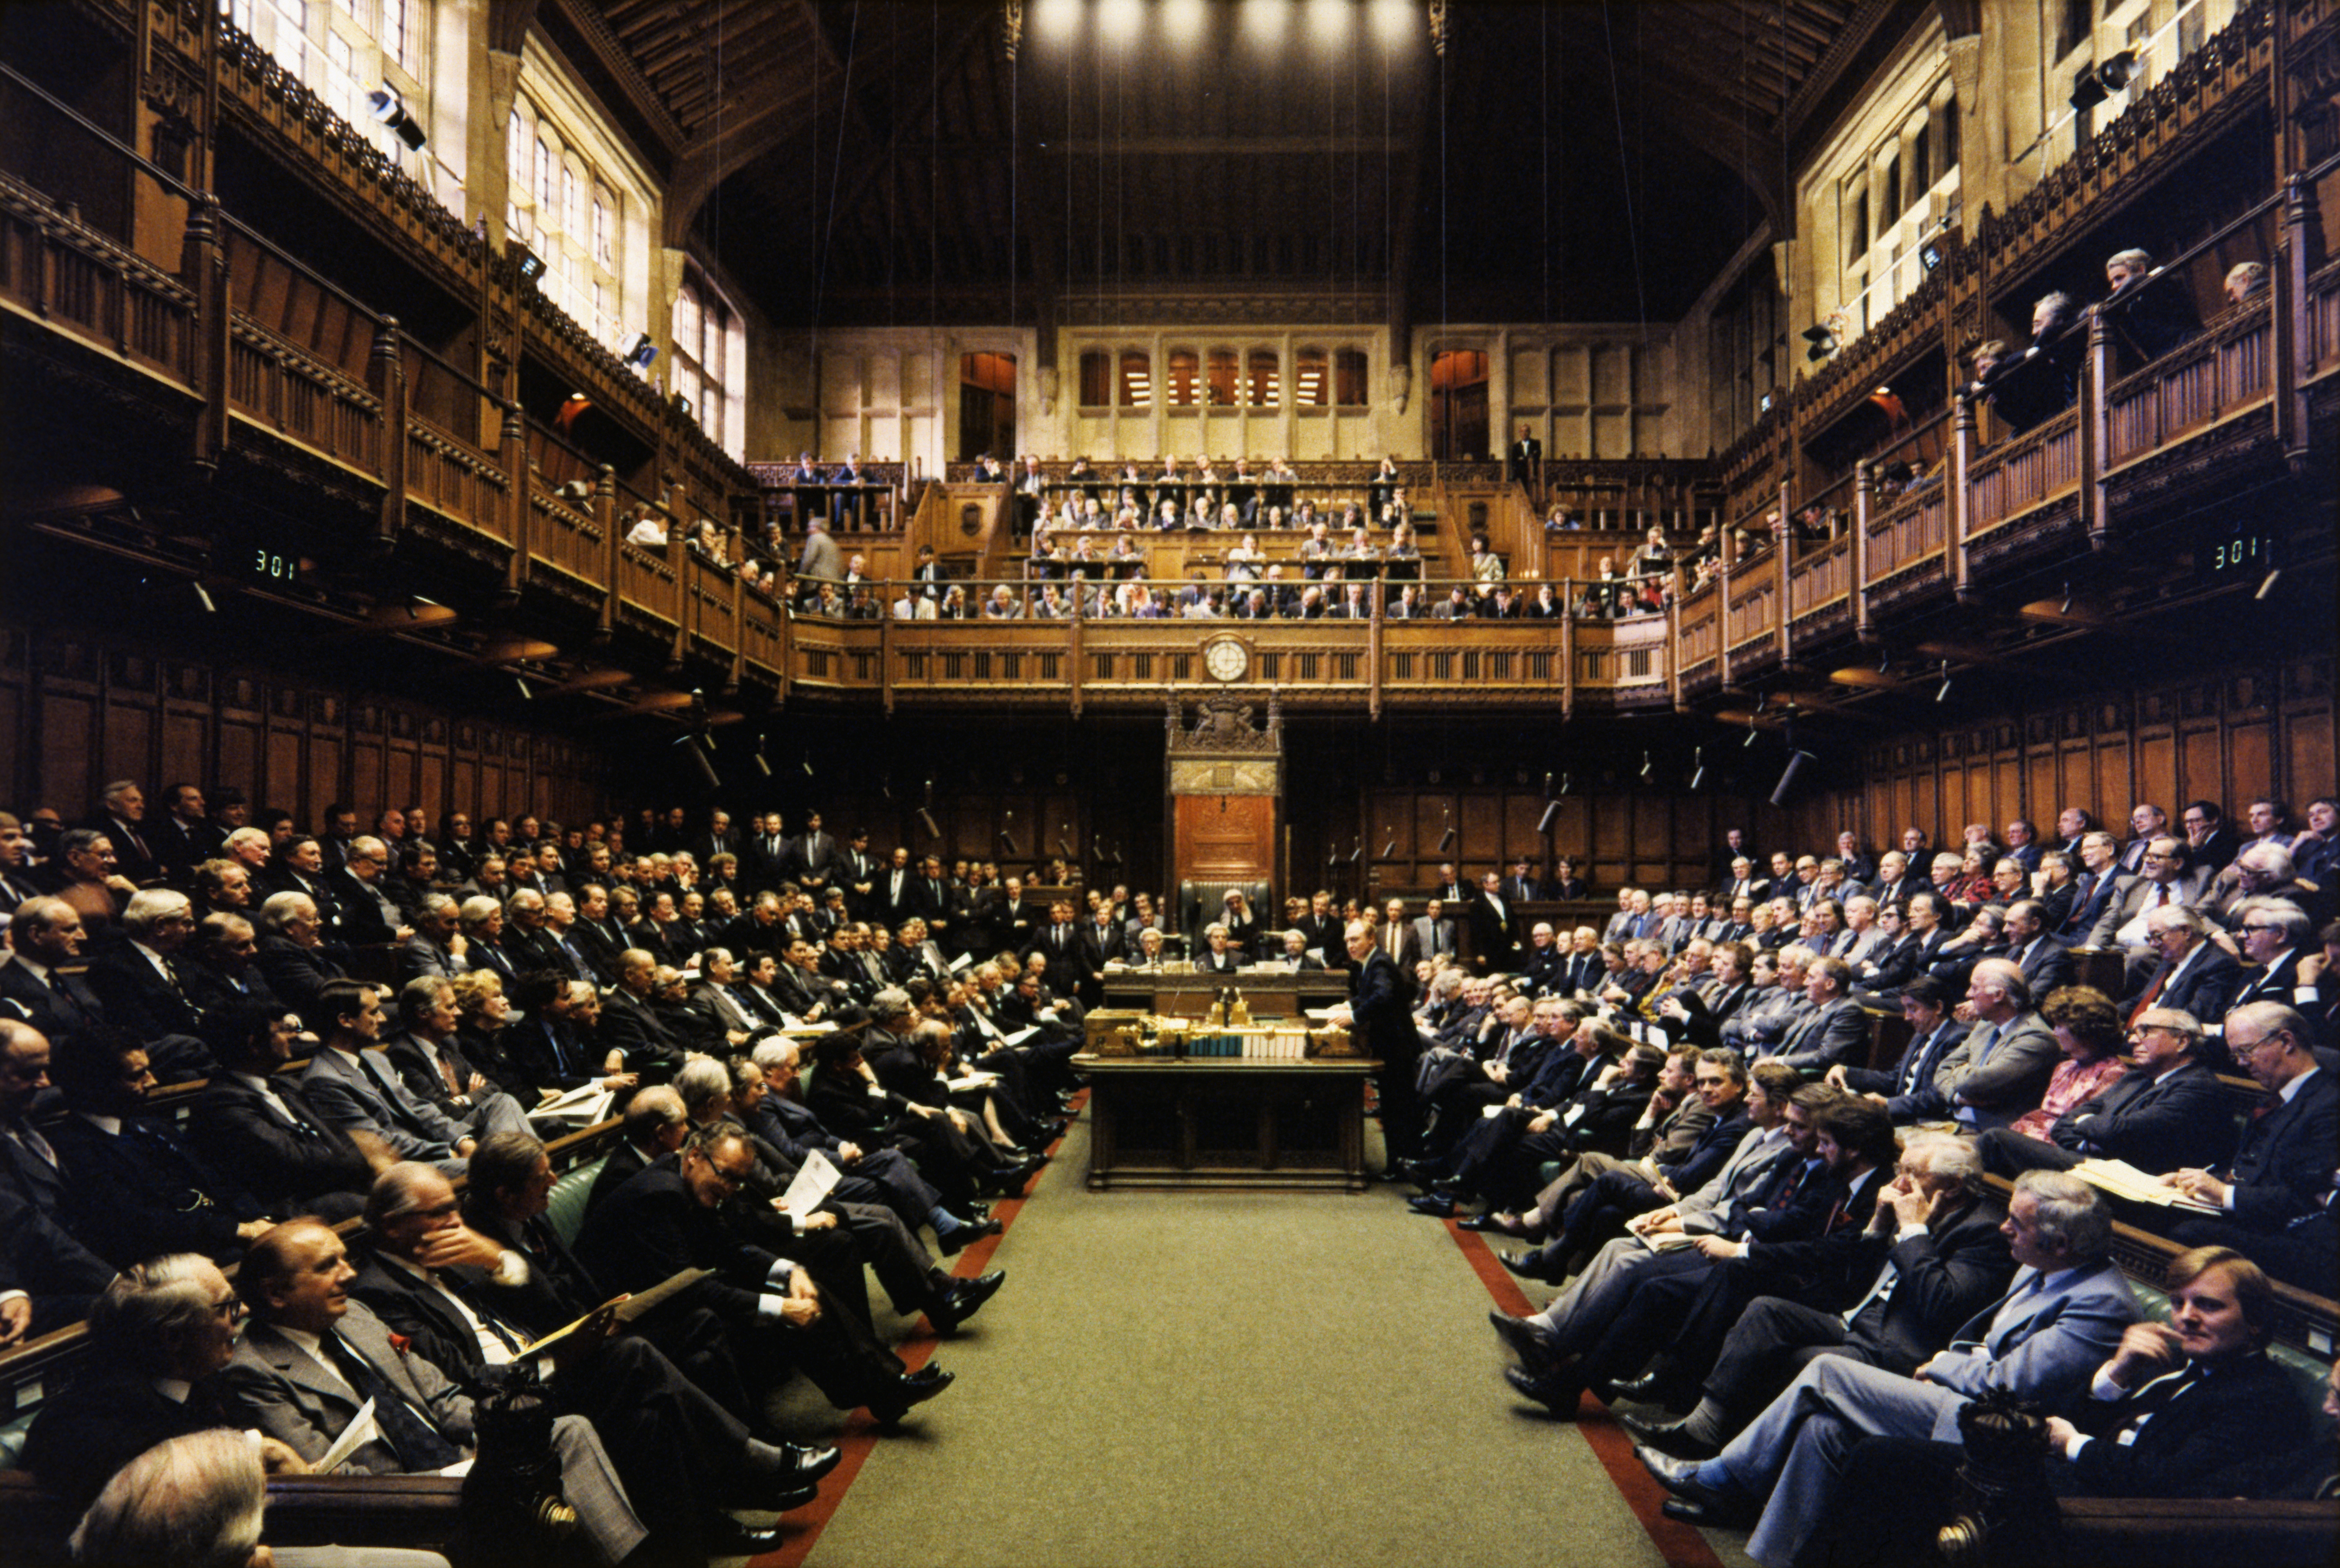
[748,1090,1085,1568]
[1446,1219,1728,1568]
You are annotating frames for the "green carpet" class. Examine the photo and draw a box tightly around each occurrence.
[798,1114,1693,1568]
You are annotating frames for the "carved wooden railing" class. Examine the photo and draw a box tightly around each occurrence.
[2104,296,2274,468]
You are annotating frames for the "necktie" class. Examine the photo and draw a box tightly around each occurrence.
[436,1051,462,1098]
[1845,1259,1903,1328]
[2126,964,2172,1029]
[322,1333,463,1471]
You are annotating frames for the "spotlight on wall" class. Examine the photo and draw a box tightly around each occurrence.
[1920,241,1944,273]
[1758,391,1776,414]
[1802,324,1838,363]
[1769,750,1815,806]
[624,333,658,370]
[1935,658,1954,703]
[512,244,546,284]
[366,85,427,150]
[2070,50,2137,112]
[193,583,216,614]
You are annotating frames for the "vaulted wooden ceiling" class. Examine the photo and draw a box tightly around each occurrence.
[554,0,1902,330]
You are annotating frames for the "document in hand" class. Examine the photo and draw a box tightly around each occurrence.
[2072,1157,2223,1213]
[315,1397,380,1473]
[782,1148,841,1217]
[520,1268,715,1360]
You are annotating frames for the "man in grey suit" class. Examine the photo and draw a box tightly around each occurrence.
[1940,959,2061,1130]
[213,1218,652,1565]
[1411,900,1459,964]
[298,980,475,1172]
[1638,1170,2138,1563]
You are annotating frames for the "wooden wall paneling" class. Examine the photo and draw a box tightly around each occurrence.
[1992,722,2022,831]
[1414,792,1454,884]
[0,630,26,808]
[2280,661,2335,799]
[415,715,447,830]
[382,709,419,822]
[306,694,346,825]
[1040,791,1083,868]
[2178,718,2223,812]
[947,792,993,868]
[265,687,306,817]
[1549,795,1592,875]
[213,673,263,807]
[1504,792,1547,867]
[2024,714,2058,830]
[1631,791,1672,886]
[1908,740,1938,841]
[102,651,158,797]
[349,702,386,821]
[2223,671,2273,806]
[1590,792,1632,888]
[1459,790,1506,872]
[449,722,480,823]
[161,662,212,795]
[33,635,101,816]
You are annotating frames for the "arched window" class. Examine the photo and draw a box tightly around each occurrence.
[1166,349,1199,407]
[1245,348,1279,408]
[1294,348,1329,407]
[1078,350,1111,408]
[1118,350,1152,408]
[1206,349,1238,406]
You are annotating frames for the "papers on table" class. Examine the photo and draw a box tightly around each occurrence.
[528,1083,613,1126]
[2072,1157,2223,1213]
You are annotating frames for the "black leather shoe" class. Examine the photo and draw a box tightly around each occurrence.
[932,1269,1007,1332]
[1406,1193,1457,1218]
[1636,1444,1744,1523]
[1609,1368,1696,1411]
[781,1442,842,1481]
[904,1362,951,1385]
[705,1515,793,1553]
[1618,1414,1717,1460]
[1487,1310,1557,1370]
[870,1368,955,1423]
[1454,1213,1504,1232]
[937,1216,1003,1255]
[1502,1362,1582,1413]
[1498,1249,1553,1281]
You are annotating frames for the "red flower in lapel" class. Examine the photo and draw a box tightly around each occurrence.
[386,1330,413,1358]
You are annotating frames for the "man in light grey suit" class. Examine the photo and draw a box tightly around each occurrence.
[1638,1170,2137,1565]
[213,1218,651,1565]
[1411,900,1459,964]
[1940,959,2061,1131]
[298,979,474,1172]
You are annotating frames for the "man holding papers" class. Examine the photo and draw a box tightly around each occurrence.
[353,1162,835,1559]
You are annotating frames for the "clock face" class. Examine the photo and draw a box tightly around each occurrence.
[1204,637,1248,682]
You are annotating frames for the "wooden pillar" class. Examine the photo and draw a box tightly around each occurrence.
[180,193,228,476]
[1951,396,1977,603]
[593,465,618,645]
[369,317,407,552]
[2083,307,2111,551]
[1853,459,1874,644]
[496,401,527,607]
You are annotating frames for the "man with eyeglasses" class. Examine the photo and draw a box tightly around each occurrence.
[2179,799,2239,875]
[2095,835,2208,956]
[2157,1003,2336,1283]
[2224,898,2328,1039]
[1979,1006,2234,1179]
[2126,905,2243,1028]
[21,1254,316,1514]
[328,835,410,947]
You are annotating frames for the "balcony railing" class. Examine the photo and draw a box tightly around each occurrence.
[1,44,2331,715]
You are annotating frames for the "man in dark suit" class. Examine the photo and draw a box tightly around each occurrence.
[45,1026,273,1268]
[214,1218,655,1566]
[380,976,532,1138]
[1507,424,1542,488]
[837,829,880,921]
[2125,905,2244,1024]
[1828,976,1968,1122]
[184,1001,378,1219]
[89,780,164,889]
[1622,1131,2014,1457]
[1980,1004,2236,1178]
[328,835,409,948]
[0,898,107,1058]
[145,783,222,886]
[598,948,689,1081]
[573,1127,952,1424]
[354,1161,830,1557]
[1469,872,1523,972]
[2002,898,2075,997]
[906,856,961,947]
[744,812,791,893]
[2164,1002,2337,1246]
[251,891,348,1019]
[1338,919,1421,1177]
[20,1254,270,1511]
[786,812,837,896]
[2058,831,2133,940]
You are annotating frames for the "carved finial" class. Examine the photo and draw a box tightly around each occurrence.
[1002,0,1023,60]
[1428,0,1448,56]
